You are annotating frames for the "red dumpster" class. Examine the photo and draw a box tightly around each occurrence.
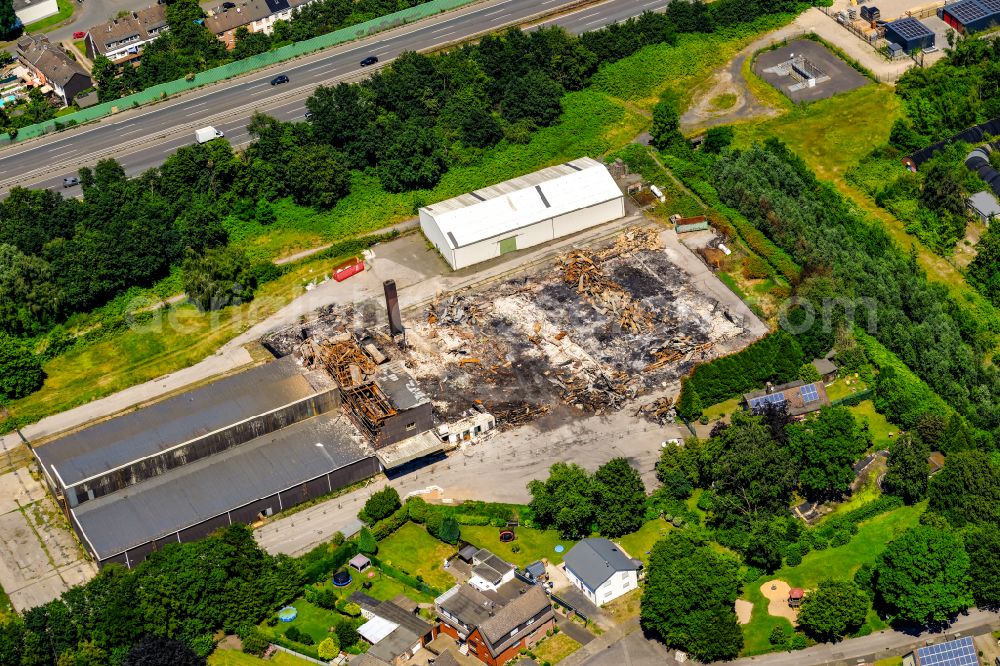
[333,257,364,282]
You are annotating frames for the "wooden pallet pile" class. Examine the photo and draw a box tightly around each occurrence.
[643,336,714,372]
[558,251,652,335]
[489,400,550,429]
[634,396,675,424]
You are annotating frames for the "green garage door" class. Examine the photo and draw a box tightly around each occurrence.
[499,236,517,254]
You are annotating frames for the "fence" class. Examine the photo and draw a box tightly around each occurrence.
[271,644,329,666]
[830,387,873,407]
[1,0,480,144]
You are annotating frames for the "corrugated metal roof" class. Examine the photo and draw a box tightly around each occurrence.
[71,413,371,559]
[421,157,623,249]
[35,357,315,487]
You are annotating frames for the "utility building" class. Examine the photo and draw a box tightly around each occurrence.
[941,0,1000,34]
[883,17,936,53]
[419,157,625,271]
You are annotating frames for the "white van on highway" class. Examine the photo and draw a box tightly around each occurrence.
[195,126,224,144]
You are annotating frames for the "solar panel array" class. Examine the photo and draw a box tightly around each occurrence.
[945,0,988,24]
[916,636,978,666]
[981,0,1000,13]
[800,384,820,403]
[748,393,787,410]
[888,16,935,38]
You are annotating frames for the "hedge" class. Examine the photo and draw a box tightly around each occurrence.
[369,556,444,597]
[299,540,358,584]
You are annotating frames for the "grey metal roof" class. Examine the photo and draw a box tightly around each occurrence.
[375,362,429,411]
[525,561,546,577]
[371,598,432,637]
[72,413,370,559]
[472,548,515,584]
[35,357,314,487]
[968,190,1000,216]
[564,538,640,591]
[367,626,420,662]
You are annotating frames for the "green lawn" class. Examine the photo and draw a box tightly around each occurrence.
[461,524,574,567]
[24,0,75,32]
[264,599,340,645]
[617,518,672,566]
[533,633,582,664]
[703,396,742,422]
[740,502,923,654]
[825,376,868,402]
[209,650,315,666]
[377,522,456,591]
[847,400,897,450]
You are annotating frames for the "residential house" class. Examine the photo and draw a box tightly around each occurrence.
[13,0,59,26]
[468,549,516,593]
[15,35,93,106]
[355,594,435,664]
[908,635,978,666]
[435,581,555,666]
[967,190,1000,225]
[203,0,313,49]
[742,379,829,417]
[86,5,168,64]
[563,538,642,606]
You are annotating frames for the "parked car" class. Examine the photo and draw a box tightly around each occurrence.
[63,176,79,188]
[72,31,86,39]
[359,56,378,67]
[271,74,289,85]
[222,1,236,7]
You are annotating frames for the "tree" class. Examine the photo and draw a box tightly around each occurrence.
[592,458,646,537]
[968,223,1000,305]
[237,625,267,657]
[317,636,339,660]
[438,517,461,545]
[181,246,256,312]
[361,487,401,523]
[786,407,870,499]
[285,144,351,209]
[964,525,1000,607]
[675,377,702,420]
[744,519,785,573]
[376,117,448,193]
[797,580,869,642]
[701,126,734,154]
[0,0,20,41]
[500,71,564,126]
[333,620,358,648]
[357,527,377,555]
[527,463,595,539]
[882,434,930,505]
[0,333,44,402]
[121,636,205,666]
[875,526,973,624]
[650,90,683,151]
[927,450,1000,528]
[641,533,743,661]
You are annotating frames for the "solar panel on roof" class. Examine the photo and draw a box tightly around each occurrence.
[748,393,787,410]
[888,17,935,37]
[981,0,1000,13]
[916,637,977,666]
[946,0,987,22]
[800,384,819,403]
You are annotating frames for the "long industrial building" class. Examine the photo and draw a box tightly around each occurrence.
[419,157,625,271]
[33,357,382,568]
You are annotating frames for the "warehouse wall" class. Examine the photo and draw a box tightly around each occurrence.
[452,221,552,269]
[551,197,625,237]
[66,389,341,507]
[90,456,382,568]
[420,210,457,269]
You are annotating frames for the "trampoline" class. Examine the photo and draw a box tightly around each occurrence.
[278,606,298,622]
[332,570,353,587]
[499,529,515,543]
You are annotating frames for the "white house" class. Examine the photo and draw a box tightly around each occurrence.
[419,157,625,271]
[563,538,642,606]
[467,548,516,593]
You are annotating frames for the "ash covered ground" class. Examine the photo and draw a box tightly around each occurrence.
[264,227,758,430]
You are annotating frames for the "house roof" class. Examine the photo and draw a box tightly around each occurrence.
[358,616,399,645]
[203,0,309,33]
[478,585,551,647]
[374,362,430,411]
[367,626,420,662]
[472,548,515,585]
[564,538,641,591]
[348,591,381,612]
[525,561,546,578]
[391,594,419,614]
[915,636,977,666]
[71,413,370,559]
[458,544,479,561]
[349,654,391,666]
[743,380,828,417]
[87,5,167,55]
[370,598,432,637]
[15,35,91,89]
[421,157,623,250]
[789,588,804,599]
[811,357,837,376]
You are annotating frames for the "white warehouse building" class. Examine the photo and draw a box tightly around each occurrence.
[419,157,625,270]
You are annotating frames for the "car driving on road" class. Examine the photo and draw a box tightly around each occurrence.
[360,56,379,67]
[271,74,289,85]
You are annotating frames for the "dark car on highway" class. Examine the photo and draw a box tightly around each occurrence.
[360,56,378,67]
[271,74,289,85]
[63,176,79,188]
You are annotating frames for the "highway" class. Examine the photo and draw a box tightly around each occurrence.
[0,0,670,196]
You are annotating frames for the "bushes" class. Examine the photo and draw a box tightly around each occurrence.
[370,505,410,541]
[299,540,358,584]
[360,486,401,524]
[683,331,804,407]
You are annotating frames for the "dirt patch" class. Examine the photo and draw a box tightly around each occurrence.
[735,599,754,625]
[761,579,799,624]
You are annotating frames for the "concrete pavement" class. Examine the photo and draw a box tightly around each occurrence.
[0,0,672,195]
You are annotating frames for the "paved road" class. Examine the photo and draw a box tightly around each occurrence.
[0,0,670,196]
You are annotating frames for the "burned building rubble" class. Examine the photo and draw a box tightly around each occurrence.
[265,226,756,433]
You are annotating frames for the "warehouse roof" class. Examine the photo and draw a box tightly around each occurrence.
[885,17,935,40]
[421,157,622,249]
[35,357,316,487]
[71,413,370,559]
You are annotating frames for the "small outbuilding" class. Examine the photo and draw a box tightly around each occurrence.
[967,190,1000,224]
[883,17,935,53]
[419,157,625,271]
[811,357,838,384]
[350,553,372,572]
[788,588,804,608]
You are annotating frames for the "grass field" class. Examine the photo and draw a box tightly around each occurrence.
[533,633,582,664]
[740,502,922,654]
[265,599,340,645]
[377,522,456,591]
[825,376,868,402]
[847,400,897,450]
[703,395,742,422]
[617,518,672,565]
[461,524,574,567]
[209,649,315,666]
